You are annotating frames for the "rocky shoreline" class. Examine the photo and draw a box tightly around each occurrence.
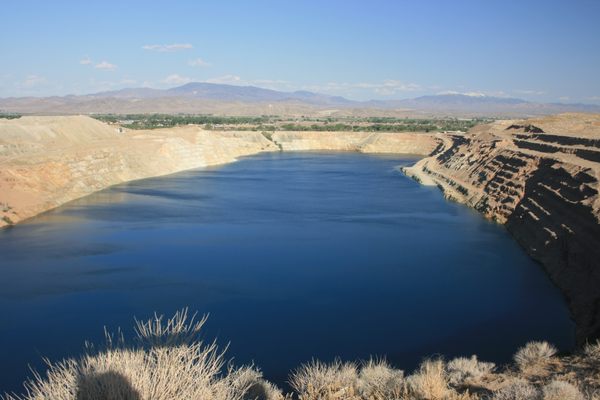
[403,113,600,344]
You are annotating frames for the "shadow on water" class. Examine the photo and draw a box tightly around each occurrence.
[76,371,141,400]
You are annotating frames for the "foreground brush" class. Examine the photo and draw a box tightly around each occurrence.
[4,309,600,400]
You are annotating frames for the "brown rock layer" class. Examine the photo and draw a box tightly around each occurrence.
[404,113,600,343]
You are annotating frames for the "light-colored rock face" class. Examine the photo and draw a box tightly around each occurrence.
[270,131,438,155]
[0,119,279,227]
[0,116,439,228]
[404,113,600,343]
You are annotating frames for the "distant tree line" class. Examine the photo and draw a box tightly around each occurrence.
[0,113,22,119]
[91,114,491,133]
[93,114,278,129]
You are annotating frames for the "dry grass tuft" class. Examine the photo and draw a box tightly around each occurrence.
[243,378,287,400]
[584,340,600,361]
[513,341,557,372]
[134,308,208,347]
[447,355,495,386]
[492,379,540,400]
[2,309,265,400]
[5,309,600,400]
[446,391,480,400]
[587,389,600,400]
[356,358,404,400]
[289,358,486,400]
[226,367,287,400]
[542,380,584,400]
[289,360,359,400]
[405,358,450,400]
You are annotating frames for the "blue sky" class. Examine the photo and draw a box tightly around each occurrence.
[1,0,599,103]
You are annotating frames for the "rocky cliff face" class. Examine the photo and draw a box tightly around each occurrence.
[0,116,438,228]
[0,117,279,227]
[404,113,600,343]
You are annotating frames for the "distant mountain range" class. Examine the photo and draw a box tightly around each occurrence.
[76,82,356,106]
[1,82,599,117]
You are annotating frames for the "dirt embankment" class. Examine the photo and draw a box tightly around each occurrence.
[404,113,600,344]
[0,116,438,228]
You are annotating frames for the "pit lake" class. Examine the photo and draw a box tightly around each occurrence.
[0,152,574,392]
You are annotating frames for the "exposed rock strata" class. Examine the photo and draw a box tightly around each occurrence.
[271,131,437,154]
[403,113,600,343]
[0,116,438,228]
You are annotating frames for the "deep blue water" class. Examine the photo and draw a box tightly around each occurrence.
[0,152,574,393]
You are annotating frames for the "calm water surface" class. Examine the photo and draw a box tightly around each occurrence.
[0,152,574,392]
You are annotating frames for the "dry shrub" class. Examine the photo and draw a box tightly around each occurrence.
[587,389,600,400]
[405,358,450,400]
[446,355,495,386]
[289,360,359,400]
[134,308,207,347]
[513,341,557,371]
[542,380,584,400]
[243,379,286,400]
[3,309,267,400]
[227,368,286,400]
[492,379,540,400]
[445,392,480,400]
[356,358,404,400]
[584,340,600,360]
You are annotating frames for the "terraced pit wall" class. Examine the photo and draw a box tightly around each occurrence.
[403,113,600,343]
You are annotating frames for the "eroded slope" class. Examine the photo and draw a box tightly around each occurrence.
[404,113,600,343]
[0,116,438,228]
[0,116,279,227]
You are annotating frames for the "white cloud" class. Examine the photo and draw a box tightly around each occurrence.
[558,96,571,102]
[437,90,486,97]
[250,79,292,90]
[188,58,210,67]
[514,89,546,96]
[94,61,117,71]
[22,74,47,88]
[79,57,92,65]
[163,74,193,85]
[358,80,421,93]
[205,76,293,88]
[463,92,487,97]
[206,74,242,84]
[304,80,422,96]
[142,43,193,52]
[252,79,289,85]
